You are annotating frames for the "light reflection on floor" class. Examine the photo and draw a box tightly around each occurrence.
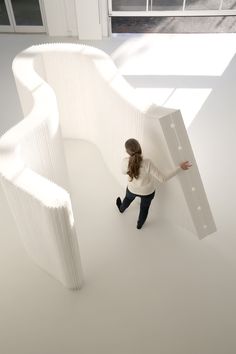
[112,34,236,76]
[134,87,211,127]
[111,34,236,128]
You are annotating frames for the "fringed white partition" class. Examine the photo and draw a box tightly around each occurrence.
[0,43,216,290]
[0,46,83,290]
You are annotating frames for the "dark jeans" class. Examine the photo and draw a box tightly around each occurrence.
[120,188,155,227]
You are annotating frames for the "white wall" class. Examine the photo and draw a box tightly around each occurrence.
[43,0,68,36]
[75,0,102,40]
[63,0,78,37]
[100,0,109,38]
[43,0,108,39]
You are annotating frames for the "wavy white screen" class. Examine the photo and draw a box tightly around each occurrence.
[0,43,216,290]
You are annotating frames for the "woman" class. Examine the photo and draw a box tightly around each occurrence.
[116,138,192,229]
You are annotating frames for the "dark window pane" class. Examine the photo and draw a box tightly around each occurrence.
[152,0,183,11]
[0,0,10,25]
[112,0,146,11]
[185,0,221,10]
[11,0,43,26]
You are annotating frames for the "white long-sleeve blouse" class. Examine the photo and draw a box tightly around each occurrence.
[122,157,181,195]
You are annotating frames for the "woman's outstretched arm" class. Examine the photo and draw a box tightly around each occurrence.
[148,160,192,183]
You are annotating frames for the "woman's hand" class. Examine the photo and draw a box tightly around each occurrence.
[180,161,192,170]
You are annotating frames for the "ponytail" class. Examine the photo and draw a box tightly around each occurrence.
[125,139,143,181]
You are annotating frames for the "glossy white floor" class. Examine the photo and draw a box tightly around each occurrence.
[0,33,236,354]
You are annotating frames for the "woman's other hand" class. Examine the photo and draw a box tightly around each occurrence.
[180,161,192,170]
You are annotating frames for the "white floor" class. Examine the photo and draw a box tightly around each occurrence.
[0,33,236,354]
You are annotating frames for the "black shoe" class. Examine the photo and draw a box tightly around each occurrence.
[116,197,122,212]
[137,223,143,229]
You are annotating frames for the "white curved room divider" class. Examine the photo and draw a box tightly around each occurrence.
[0,43,216,289]
[0,45,83,290]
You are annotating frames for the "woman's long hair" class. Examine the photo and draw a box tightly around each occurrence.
[125,139,143,181]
